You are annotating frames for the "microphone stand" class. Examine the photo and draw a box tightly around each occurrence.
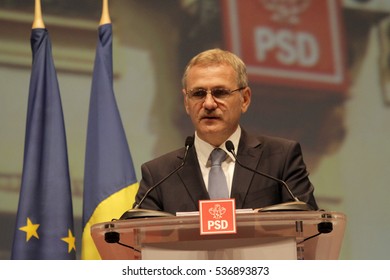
[120,136,194,219]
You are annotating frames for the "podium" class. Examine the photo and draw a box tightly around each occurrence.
[91,211,346,260]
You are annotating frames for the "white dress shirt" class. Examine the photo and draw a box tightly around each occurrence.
[194,126,241,196]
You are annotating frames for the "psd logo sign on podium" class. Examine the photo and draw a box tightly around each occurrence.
[199,199,237,235]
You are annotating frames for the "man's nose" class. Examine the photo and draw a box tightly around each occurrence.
[202,92,218,109]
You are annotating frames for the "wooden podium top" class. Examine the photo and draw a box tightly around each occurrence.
[91,210,346,260]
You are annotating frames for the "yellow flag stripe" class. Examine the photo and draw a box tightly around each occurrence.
[81,182,138,259]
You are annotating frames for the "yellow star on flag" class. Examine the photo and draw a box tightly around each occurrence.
[19,217,40,242]
[61,229,76,253]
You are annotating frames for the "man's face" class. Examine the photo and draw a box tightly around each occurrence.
[183,64,251,147]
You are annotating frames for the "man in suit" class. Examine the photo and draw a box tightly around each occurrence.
[134,48,318,214]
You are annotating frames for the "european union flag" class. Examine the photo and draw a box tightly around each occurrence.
[82,23,138,259]
[11,28,76,259]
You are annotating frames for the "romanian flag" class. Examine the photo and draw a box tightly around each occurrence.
[11,28,76,259]
[82,23,138,260]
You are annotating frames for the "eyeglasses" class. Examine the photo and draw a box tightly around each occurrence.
[186,87,246,101]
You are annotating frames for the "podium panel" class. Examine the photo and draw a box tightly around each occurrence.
[142,237,297,260]
[91,211,346,260]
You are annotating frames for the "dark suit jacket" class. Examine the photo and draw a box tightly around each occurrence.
[135,130,318,214]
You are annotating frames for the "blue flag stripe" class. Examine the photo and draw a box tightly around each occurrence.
[11,28,75,260]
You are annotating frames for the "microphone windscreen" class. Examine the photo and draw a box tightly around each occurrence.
[225,140,235,153]
[185,136,194,148]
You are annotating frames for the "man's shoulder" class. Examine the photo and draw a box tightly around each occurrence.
[241,131,302,160]
[259,134,297,145]
[143,147,186,167]
[242,129,297,148]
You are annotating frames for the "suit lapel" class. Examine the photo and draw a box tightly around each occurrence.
[231,130,263,208]
[177,147,209,210]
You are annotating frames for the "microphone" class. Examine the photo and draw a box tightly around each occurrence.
[120,136,194,219]
[225,140,313,212]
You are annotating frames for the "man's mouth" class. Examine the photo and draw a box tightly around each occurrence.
[201,112,220,119]
[202,115,219,120]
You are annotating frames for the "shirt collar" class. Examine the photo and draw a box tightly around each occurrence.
[194,126,241,167]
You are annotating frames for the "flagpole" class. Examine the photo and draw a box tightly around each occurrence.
[100,0,111,25]
[32,0,45,29]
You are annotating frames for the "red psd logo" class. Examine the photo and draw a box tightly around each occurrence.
[199,199,237,235]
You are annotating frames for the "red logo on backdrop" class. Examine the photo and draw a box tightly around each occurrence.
[221,0,348,92]
[199,199,236,235]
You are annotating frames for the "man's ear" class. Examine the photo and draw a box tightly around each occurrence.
[241,87,251,113]
[183,89,190,114]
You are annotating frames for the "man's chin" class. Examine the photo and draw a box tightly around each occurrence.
[197,126,225,141]
[198,122,220,132]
